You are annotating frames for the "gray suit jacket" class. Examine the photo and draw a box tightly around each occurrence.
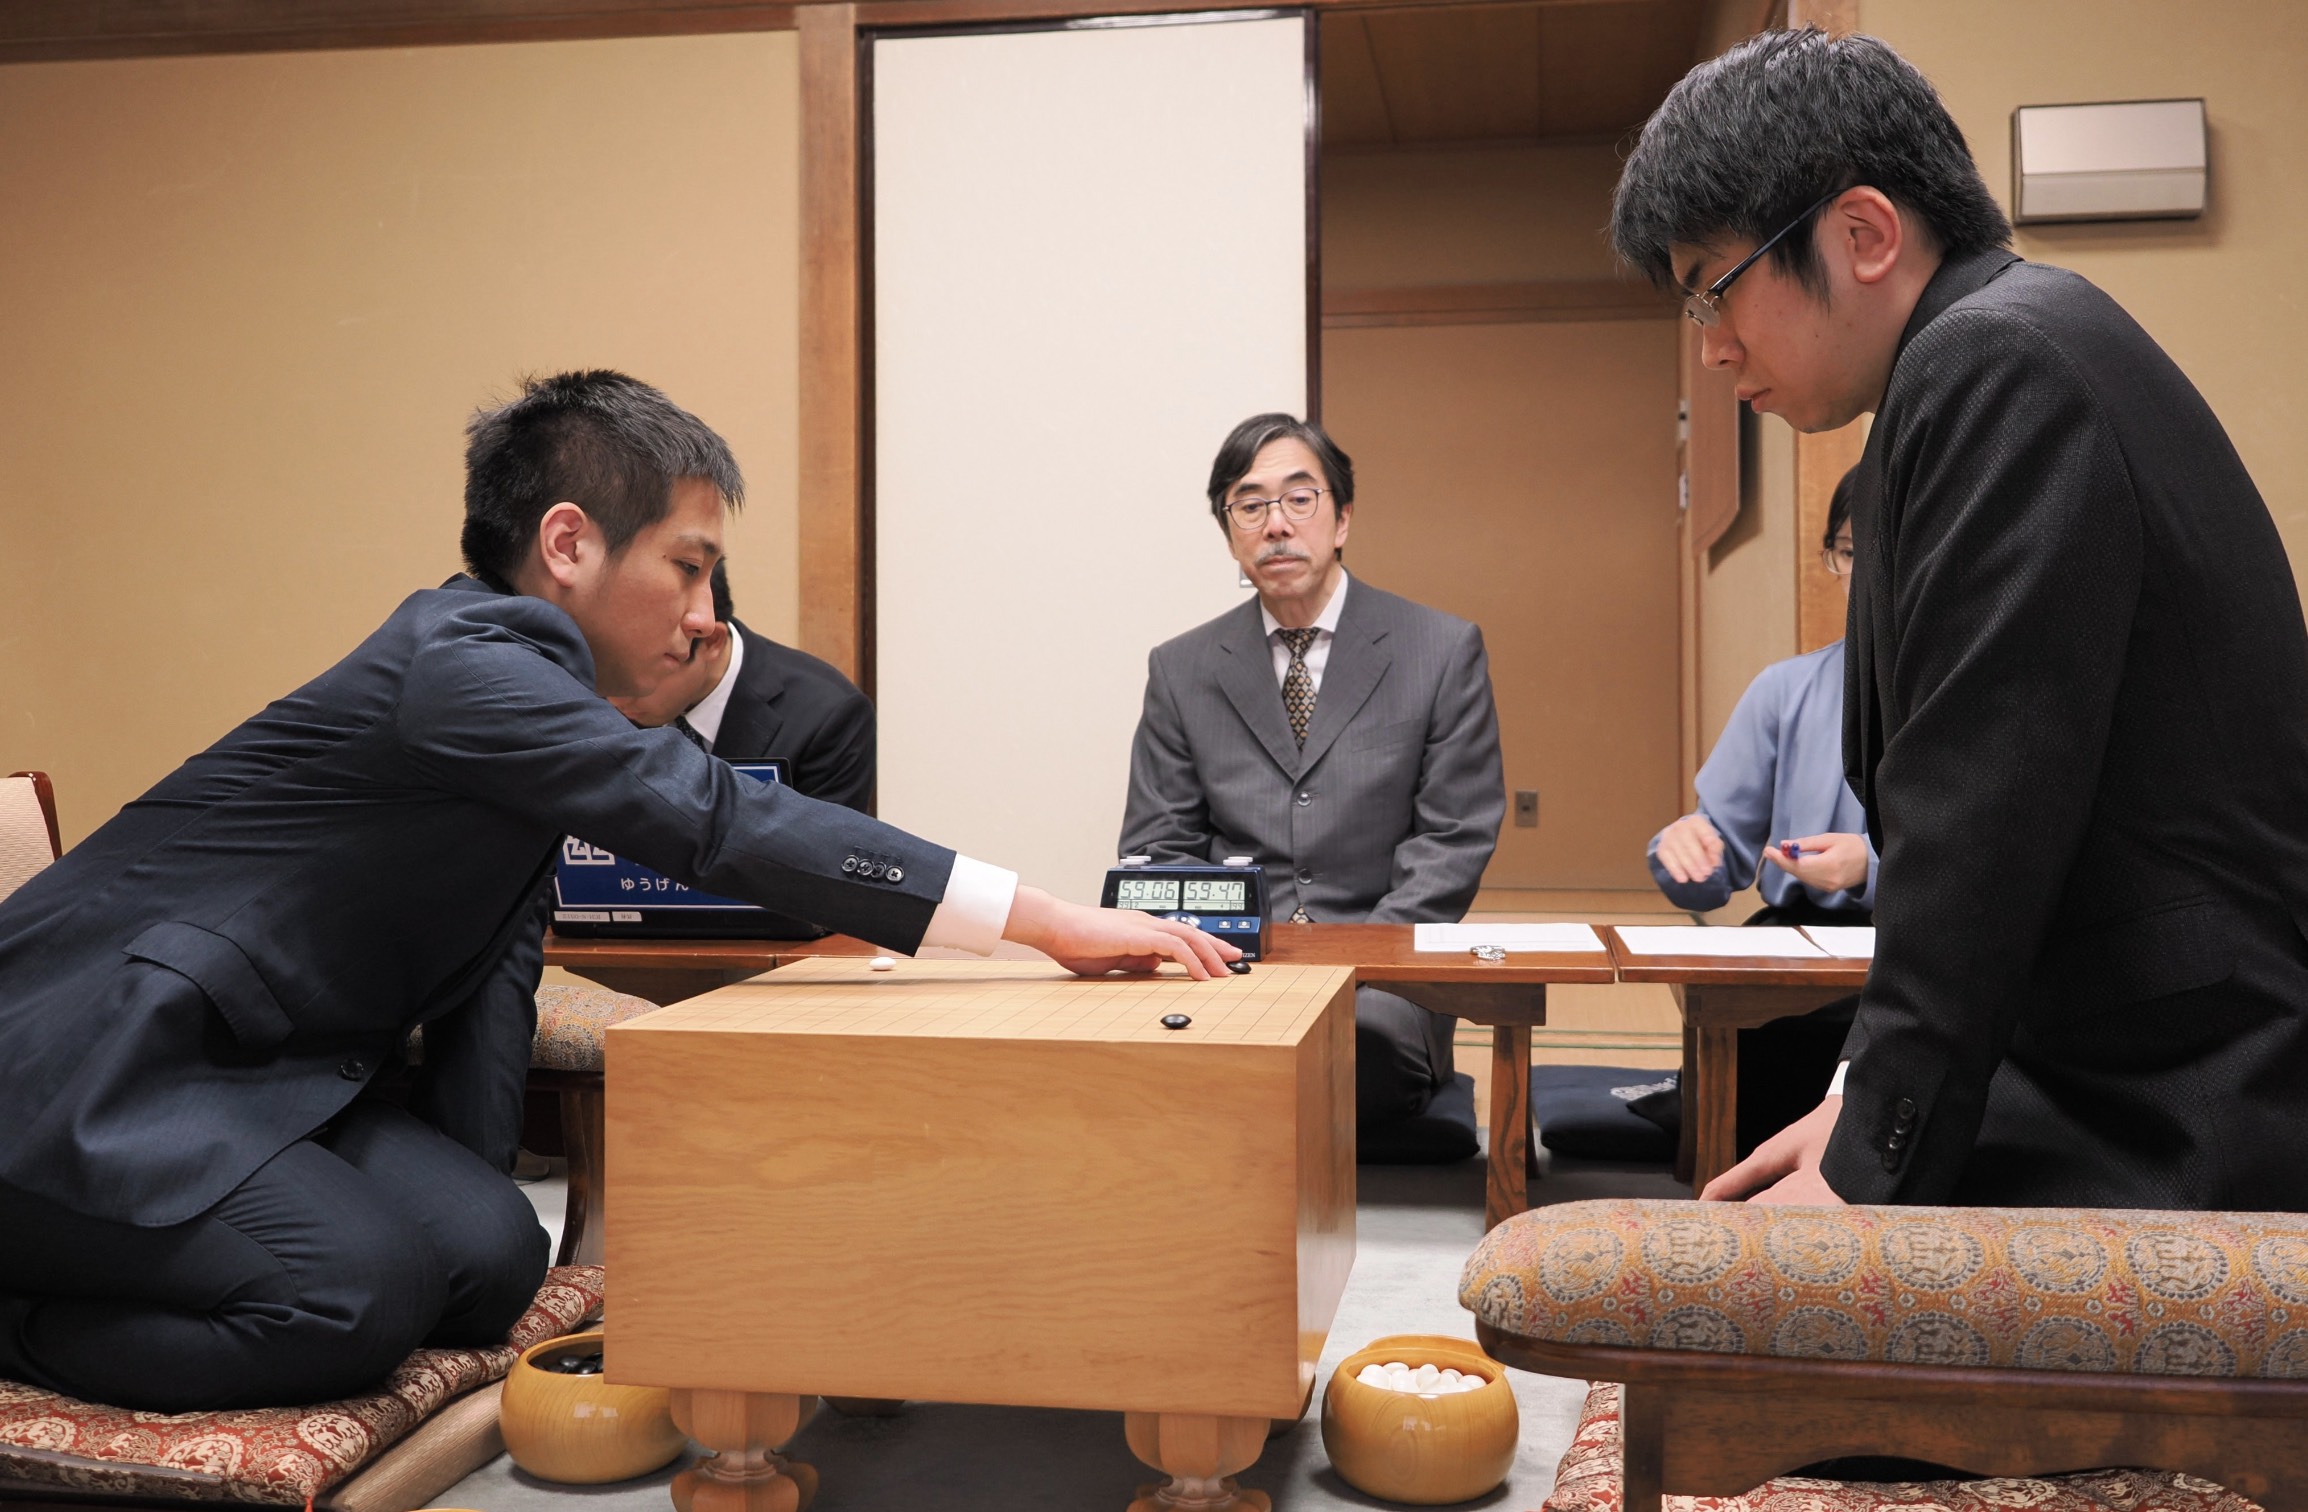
[1120,579,1503,923]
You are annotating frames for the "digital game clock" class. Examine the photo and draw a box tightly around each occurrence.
[1099,856,1269,960]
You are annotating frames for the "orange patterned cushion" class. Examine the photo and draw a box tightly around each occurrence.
[1544,1379,2259,1512]
[0,1264,605,1505]
[530,984,661,1072]
[1463,1200,2308,1377]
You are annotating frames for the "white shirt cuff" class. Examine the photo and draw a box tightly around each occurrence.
[1826,1060,1850,1097]
[919,854,1018,956]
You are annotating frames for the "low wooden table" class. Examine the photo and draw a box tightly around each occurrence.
[606,956,1357,1512]
[1260,923,1613,1228]
[1598,926,1868,1195]
[547,921,1617,1230]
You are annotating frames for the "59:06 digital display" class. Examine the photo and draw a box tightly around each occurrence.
[1114,876,1248,913]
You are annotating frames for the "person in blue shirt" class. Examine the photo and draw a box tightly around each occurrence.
[1651,471,1873,924]
[1644,469,1871,1152]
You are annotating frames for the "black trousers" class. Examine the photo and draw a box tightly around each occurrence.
[1356,984,1456,1122]
[0,1099,547,1412]
[1734,900,1868,1158]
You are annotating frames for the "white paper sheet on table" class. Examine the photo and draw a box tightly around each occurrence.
[1801,926,1876,959]
[1612,926,1827,958]
[1412,922,1604,952]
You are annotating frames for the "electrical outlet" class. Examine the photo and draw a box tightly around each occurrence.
[1514,790,1539,828]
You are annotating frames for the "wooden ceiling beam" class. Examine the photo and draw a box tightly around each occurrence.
[0,1,796,64]
[0,0,1673,64]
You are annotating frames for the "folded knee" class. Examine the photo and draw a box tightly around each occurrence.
[422,1179,548,1346]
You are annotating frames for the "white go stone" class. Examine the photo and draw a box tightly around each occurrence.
[1349,1359,1488,1395]
[869,956,897,971]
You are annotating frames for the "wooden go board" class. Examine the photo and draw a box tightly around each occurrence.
[605,956,1357,1420]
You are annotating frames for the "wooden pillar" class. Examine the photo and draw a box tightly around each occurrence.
[1787,0,1863,656]
[1793,423,1866,652]
[799,3,866,689]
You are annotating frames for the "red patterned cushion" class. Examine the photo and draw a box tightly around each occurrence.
[530,984,660,1072]
[0,1264,605,1505]
[1545,1380,2258,1512]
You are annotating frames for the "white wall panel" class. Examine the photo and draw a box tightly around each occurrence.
[872,14,1310,903]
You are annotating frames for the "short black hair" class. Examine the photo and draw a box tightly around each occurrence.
[1611,28,2009,296]
[710,559,734,625]
[461,370,745,583]
[1825,465,1858,550]
[1205,413,1355,525]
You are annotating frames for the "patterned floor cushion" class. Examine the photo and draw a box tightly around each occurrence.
[1462,1199,2308,1377]
[1543,1380,2259,1512]
[0,1264,606,1506]
[530,984,661,1072]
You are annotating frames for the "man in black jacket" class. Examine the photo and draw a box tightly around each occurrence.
[1613,30,2308,1208]
[611,562,875,811]
[0,371,1230,1412]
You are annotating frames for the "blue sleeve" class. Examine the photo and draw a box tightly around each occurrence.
[1649,664,1788,911]
[396,596,955,953]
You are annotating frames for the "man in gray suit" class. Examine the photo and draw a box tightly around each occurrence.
[1121,414,1505,1156]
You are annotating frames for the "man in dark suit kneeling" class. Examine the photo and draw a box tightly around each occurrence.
[0,371,1230,1412]
[1121,414,1505,1160]
[612,561,876,812]
[1613,31,2308,1209]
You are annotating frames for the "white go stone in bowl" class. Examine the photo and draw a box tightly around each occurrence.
[1353,1360,1488,1395]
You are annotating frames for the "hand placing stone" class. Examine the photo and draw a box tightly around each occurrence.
[1352,1360,1487,1395]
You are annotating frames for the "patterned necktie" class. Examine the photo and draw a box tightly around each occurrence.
[672,716,712,753]
[1278,627,1320,748]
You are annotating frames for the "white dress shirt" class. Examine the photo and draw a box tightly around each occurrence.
[1259,571,1349,692]
[681,623,745,749]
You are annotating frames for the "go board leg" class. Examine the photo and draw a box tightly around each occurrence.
[1125,1411,1272,1512]
[669,1390,816,1512]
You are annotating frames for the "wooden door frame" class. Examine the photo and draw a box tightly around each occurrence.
[802,1,1323,687]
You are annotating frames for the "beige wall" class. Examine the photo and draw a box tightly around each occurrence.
[1866,0,2308,585]
[0,34,802,844]
[1324,145,1683,893]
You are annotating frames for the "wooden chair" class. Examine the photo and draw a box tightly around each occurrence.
[0,771,61,901]
[1461,1199,2308,1512]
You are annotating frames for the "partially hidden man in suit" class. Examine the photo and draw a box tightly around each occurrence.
[1121,414,1505,1158]
[609,560,876,811]
[0,371,1231,1413]
[1615,29,2308,1208]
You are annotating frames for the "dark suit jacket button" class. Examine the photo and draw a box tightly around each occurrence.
[1296,791,1311,806]
[1296,869,1314,884]
[843,857,859,873]
[887,866,904,883]
[1887,1131,1905,1150]
[1882,1149,1900,1171]
[339,1058,368,1081]
[1897,1097,1917,1119]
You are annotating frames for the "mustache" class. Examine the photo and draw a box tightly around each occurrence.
[1256,547,1311,566]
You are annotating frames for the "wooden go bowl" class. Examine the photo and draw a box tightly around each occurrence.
[500,1330,688,1484]
[1320,1333,1519,1505]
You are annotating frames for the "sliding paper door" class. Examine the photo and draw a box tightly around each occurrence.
[872,12,1313,901]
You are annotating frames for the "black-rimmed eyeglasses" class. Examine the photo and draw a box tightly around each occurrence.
[1683,186,1848,329]
[1223,487,1329,532]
